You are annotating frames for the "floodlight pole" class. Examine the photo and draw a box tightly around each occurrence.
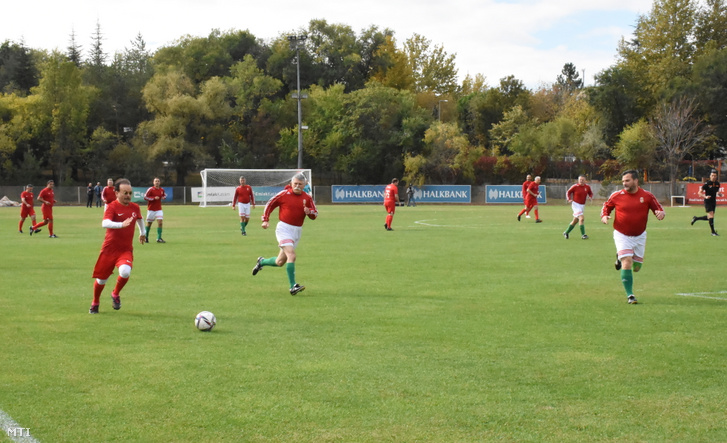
[438,99,448,122]
[289,34,307,169]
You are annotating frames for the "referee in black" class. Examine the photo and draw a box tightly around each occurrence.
[691,170,724,236]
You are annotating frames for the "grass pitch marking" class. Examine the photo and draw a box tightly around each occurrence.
[1,409,39,442]
[413,219,481,228]
[676,291,727,301]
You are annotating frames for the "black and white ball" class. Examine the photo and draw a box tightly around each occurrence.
[195,311,216,331]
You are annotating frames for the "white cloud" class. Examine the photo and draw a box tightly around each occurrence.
[3,0,655,89]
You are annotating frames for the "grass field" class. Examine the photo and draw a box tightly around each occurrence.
[1,202,726,442]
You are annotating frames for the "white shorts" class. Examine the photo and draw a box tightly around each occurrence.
[146,210,163,222]
[275,221,302,249]
[237,202,252,217]
[613,230,646,263]
[571,202,585,218]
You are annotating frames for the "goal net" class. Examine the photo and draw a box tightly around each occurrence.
[197,169,312,207]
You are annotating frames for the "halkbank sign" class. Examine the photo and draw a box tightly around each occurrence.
[332,185,471,203]
[485,185,547,204]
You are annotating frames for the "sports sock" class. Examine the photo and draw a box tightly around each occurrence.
[695,216,708,221]
[517,209,526,217]
[261,257,278,267]
[243,220,248,232]
[286,262,296,288]
[113,276,129,296]
[93,281,104,305]
[240,222,245,232]
[580,224,585,235]
[709,218,716,233]
[145,225,151,239]
[157,227,163,240]
[620,269,633,296]
[48,221,53,235]
[386,215,393,228]
[534,209,540,219]
[18,220,24,231]
[565,224,575,234]
[633,262,642,272]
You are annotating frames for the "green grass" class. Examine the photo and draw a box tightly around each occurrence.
[1,203,726,442]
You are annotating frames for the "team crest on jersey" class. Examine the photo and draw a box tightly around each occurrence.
[640,197,644,203]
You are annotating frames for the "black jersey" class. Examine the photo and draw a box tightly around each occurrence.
[702,181,721,199]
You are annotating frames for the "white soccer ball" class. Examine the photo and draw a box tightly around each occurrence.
[195,311,216,331]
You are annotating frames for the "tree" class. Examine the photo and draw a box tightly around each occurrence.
[404,122,482,184]
[556,62,583,93]
[30,52,96,184]
[0,40,38,95]
[692,47,727,149]
[67,29,83,67]
[613,119,656,171]
[588,65,645,145]
[650,96,712,194]
[403,34,458,95]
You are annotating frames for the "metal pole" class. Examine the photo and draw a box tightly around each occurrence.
[296,45,303,169]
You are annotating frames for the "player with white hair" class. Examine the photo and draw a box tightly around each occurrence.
[252,173,318,295]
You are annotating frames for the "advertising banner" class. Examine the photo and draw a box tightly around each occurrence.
[686,183,727,205]
[191,186,285,204]
[332,185,471,203]
[485,185,547,204]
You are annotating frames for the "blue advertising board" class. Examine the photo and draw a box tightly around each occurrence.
[485,185,546,204]
[332,185,471,203]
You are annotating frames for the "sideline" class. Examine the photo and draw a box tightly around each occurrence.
[413,219,481,228]
[0,409,39,443]
[675,291,727,301]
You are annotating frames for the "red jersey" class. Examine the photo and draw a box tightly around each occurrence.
[521,180,531,200]
[601,187,664,236]
[384,184,399,203]
[262,185,317,227]
[233,185,255,205]
[144,186,167,211]
[101,200,143,254]
[38,187,55,207]
[21,191,34,207]
[102,186,116,204]
[566,183,593,205]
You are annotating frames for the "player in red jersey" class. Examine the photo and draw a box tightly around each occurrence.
[521,174,533,218]
[89,178,146,314]
[251,173,318,295]
[563,175,594,239]
[102,178,116,209]
[517,176,542,222]
[18,184,37,234]
[144,177,167,243]
[30,180,57,237]
[383,178,400,231]
[232,176,256,236]
[601,170,665,304]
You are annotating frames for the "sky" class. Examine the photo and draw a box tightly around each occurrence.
[3,0,655,89]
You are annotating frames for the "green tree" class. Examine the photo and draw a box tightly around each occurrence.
[403,33,458,95]
[1,40,39,95]
[30,51,96,183]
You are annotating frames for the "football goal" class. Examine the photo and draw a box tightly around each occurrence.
[197,169,312,207]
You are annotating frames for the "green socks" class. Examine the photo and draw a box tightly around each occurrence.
[580,225,585,236]
[621,269,633,296]
[157,227,163,240]
[286,263,296,288]
[565,224,575,234]
[261,257,278,267]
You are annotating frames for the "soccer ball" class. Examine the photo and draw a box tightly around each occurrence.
[195,311,216,331]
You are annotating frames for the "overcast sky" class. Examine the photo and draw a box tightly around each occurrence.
[4,0,654,89]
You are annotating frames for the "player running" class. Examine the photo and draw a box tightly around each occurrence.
[18,184,37,234]
[232,176,256,236]
[563,175,594,239]
[601,170,665,304]
[251,173,318,295]
[89,178,146,314]
[144,177,167,243]
[691,170,723,236]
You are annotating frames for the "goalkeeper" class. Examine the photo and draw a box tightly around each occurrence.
[251,173,318,295]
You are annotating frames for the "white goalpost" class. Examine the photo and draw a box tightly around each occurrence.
[196,169,312,207]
